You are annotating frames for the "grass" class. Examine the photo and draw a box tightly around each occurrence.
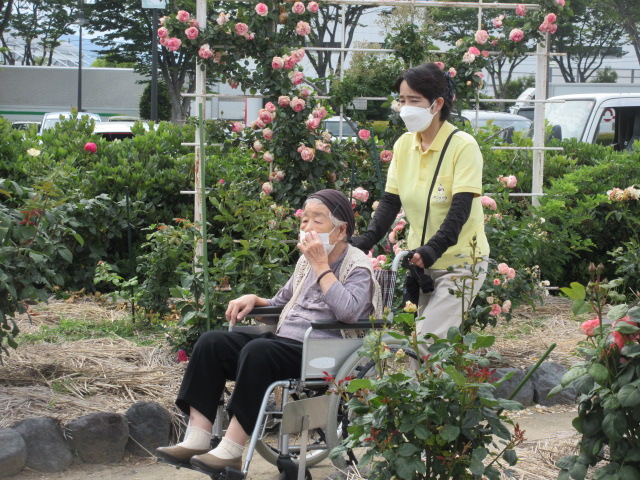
[17,316,166,347]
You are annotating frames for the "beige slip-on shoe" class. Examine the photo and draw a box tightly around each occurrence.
[190,452,242,473]
[155,445,211,464]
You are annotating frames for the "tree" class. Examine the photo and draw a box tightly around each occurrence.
[139,80,172,121]
[86,0,198,123]
[551,0,626,83]
[0,0,13,38]
[590,66,618,83]
[603,0,640,68]
[1,0,74,65]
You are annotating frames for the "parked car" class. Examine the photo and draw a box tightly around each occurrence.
[457,110,532,142]
[39,111,101,136]
[92,120,155,141]
[12,121,41,131]
[543,93,640,150]
[323,116,358,140]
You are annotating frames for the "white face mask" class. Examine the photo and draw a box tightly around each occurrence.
[299,227,337,254]
[399,104,437,133]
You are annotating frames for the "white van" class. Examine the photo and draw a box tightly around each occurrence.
[39,111,101,136]
[544,93,640,150]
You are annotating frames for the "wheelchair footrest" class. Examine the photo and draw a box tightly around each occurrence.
[156,458,245,479]
[277,455,311,480]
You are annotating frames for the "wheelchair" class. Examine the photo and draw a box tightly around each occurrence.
[163,251,423,480]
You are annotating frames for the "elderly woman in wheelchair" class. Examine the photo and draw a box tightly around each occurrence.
[156,189,383,475]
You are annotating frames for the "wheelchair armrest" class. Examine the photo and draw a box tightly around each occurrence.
[310,318,387,330]
[245,306,283,318]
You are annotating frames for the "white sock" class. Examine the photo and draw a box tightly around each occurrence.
[178,426,211,450]
[209,437,244,459]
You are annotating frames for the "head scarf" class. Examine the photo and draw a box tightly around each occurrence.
[307,189,355,238]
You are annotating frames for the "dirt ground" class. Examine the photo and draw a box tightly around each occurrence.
[2,295,586,479]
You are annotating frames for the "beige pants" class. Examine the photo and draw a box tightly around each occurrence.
[416,261,487,339]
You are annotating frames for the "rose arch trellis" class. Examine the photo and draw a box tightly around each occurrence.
[170,0,563,322]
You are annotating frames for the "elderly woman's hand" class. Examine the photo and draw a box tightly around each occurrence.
[297,230,329,268]
[226,294,259,326]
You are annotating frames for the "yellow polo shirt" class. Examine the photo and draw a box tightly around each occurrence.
[386,121,490,270]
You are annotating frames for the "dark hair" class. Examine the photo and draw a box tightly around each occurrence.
[393,62,455,122]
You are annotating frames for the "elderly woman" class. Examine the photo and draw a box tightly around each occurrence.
[156,189,382,473]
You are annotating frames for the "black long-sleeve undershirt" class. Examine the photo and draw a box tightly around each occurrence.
[351,192,474,268]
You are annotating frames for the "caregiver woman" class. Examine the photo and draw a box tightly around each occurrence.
[352,62,489,338]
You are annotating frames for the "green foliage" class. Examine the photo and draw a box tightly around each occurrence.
[333,319,525,479]
[554,271,640,479]
[504,74,535,99]
[590,66,618,83]
[139,81,173,121]
[609,239,640,298]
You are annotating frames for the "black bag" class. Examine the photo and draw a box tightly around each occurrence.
[401,129,458,306]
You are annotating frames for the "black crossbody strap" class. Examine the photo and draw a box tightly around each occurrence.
[420,128,459,246]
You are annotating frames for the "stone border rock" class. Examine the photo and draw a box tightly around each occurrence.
[0,362,577,478]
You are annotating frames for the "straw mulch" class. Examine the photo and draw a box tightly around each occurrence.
[1,299,186,436]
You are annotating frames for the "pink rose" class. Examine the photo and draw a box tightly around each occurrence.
[539,22,551,33]
[218,179,225,185]
[434,61,445,70]
[502,300,512,314]
[556,0,565,6]
[448,67,457,78]
[177,10,190,22]
[235,23,249,36]
[312,106,328,119]
[481,195,497,211]
[474,71,484,79]
[380,150,393,163]
[492,14,504,28]
[278,96,291,107]
[396,219,406,230]
[262,182,273,195]
[306,117,321,130]
[474,30,489,45]
[489,304,502,316]
[198,44,213,59]
[189,18,199,28]
[493,278,501,286]
[255,3,269,16]
[262,128,273,140]
[271,56,285,69]
[291,71,305,86]
[157,27,168,38]
[377,255,387,266]
[265,102,276,113]
[294,209,304,219]
[504,175,518,188]
[352,187,369,203]
[300,147,315,162]
[84,142,97,154]
[612,317,639,349]
[388,231,396,244]
[358,129,371,141]
[166,37,182,52]
[497,263,509,275]
[263,152,274,163]
[159,37,169,47]
[283,55,296,70]
[290,97,306,112]
[491,39,499,46]
[515,4,526,16]
[253,140,263,151]
[185,27,199,40]
[299,87,311,98]
[507,268,516,279]
[308,1,319,13]
[482,50,490,58]
[217,12,230,25]
[295,21,311,36]
[468,46,481,56]
[292,2,305,14]
[548,23,558,34]
[291,48,306,63]
[509,28,524,42]
[580,318,601,337]
[244,32,256,41]
[230,121,244,133]
[462,52,476,64]
[259,109,274,124]
[545,13,557,23]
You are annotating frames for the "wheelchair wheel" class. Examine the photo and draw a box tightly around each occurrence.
[325,342,420,471]
[254,387,332,468]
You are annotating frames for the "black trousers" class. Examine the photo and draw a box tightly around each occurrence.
[176,330,303,435]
